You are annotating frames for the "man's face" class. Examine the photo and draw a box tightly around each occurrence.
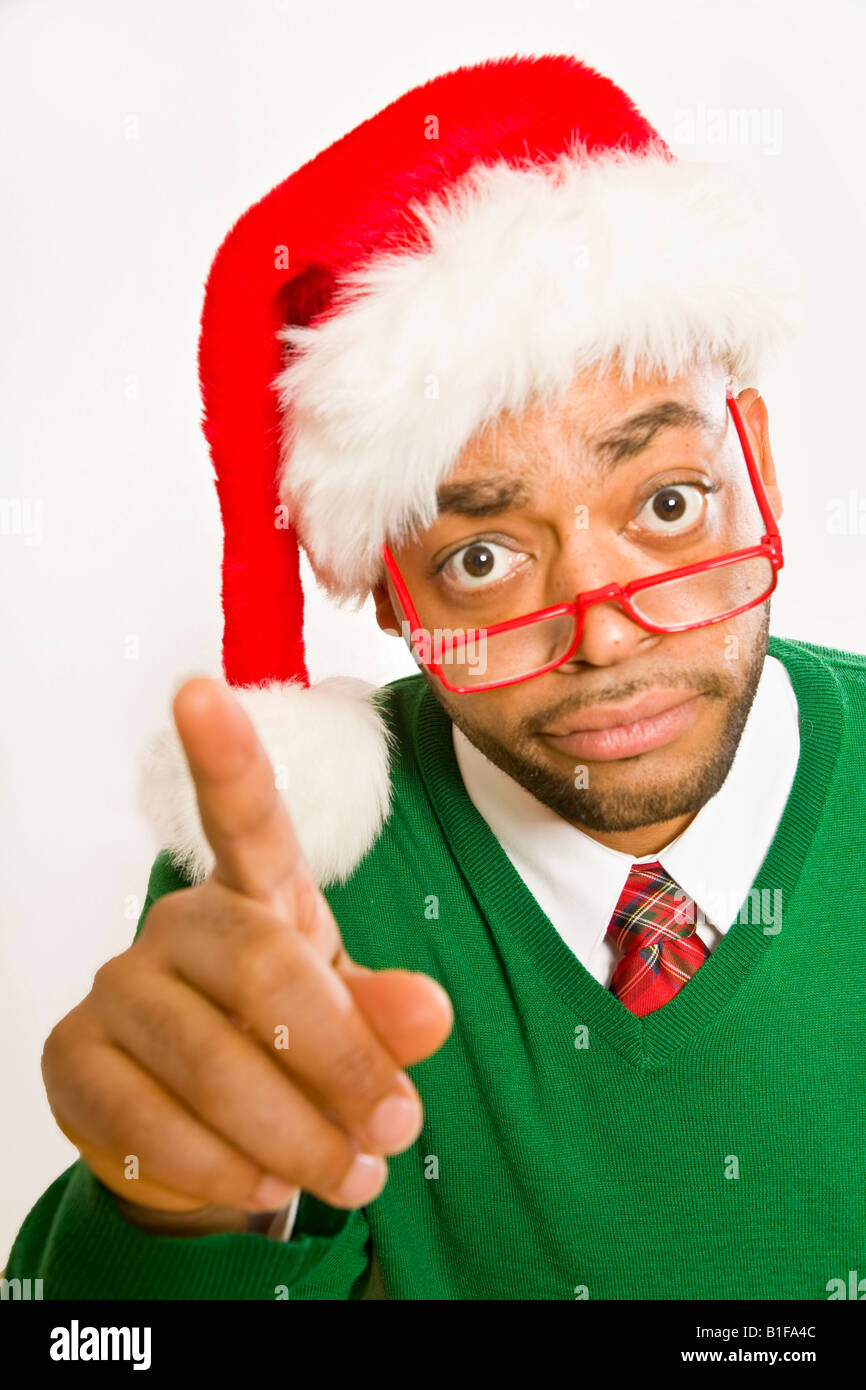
[373,360,783,854]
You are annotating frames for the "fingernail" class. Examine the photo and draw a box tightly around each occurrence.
[366,1093,421,1151]
[335,1152,387,1207]
[251,1174,298,1210]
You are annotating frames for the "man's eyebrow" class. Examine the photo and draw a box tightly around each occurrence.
[433,402,724,515]
[434,477,532,517]
[591,400,725,468]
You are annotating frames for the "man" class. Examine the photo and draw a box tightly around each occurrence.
[7,54,865,1301]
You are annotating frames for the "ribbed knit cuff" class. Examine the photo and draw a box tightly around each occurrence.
[7,1161,365,1300]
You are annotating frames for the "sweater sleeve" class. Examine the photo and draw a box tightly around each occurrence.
[4,1161,372,1299]
[3,851,374,1299]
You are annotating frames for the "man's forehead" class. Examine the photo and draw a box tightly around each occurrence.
[439,366,730,498]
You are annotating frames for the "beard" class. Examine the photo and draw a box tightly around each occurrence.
[433,605,771,834]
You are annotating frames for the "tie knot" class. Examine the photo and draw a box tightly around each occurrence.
[606,860,699,956]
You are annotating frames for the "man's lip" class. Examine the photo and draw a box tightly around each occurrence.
[541,690,701,736]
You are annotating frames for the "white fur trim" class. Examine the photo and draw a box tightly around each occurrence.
[275,144,799,601]
[137,677,394,888]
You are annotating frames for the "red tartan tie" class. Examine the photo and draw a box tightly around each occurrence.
[605,861,710,1017]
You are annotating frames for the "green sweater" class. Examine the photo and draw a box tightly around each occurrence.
[7,634,866,1300]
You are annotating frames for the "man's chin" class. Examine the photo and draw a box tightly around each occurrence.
[529,765,722,834]
[435,609,771,834]
[448,686,755,834]
[491,741,730,833]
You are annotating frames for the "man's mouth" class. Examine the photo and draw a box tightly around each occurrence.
[538,690,704,762]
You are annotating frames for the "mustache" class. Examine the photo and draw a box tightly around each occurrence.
[524,669,732,734]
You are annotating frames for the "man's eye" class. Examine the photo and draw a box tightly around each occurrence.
[439,540,530,589]
[635,483,709,534]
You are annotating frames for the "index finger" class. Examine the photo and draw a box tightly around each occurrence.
[172,677,308,913]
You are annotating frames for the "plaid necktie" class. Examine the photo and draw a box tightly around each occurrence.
[605,860,710,1017]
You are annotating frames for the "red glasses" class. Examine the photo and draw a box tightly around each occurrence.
[382,392,782,694]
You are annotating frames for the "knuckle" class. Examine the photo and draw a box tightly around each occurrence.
[65,1068,144,1157]
[41,1012,98,1102]
[233,936,291,1015]
[193,880,249,937]
[181,1033,238,1107]
[41,1014,87,1089]
[139,888,186,939]
[40,1028,73,1103]
[104,1085,160,1152]
[205,889,282,959]
[41,1014,71,1065]
[90,953,129,1003]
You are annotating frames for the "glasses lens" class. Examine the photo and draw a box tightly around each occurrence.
[629,555,775,628]
[423,613,576,689]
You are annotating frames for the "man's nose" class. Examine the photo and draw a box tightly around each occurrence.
[567,598,660,667]
[553,548,662,669]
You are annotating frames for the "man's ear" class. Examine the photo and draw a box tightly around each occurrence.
[371,579,402,637]
[735,388,783,523]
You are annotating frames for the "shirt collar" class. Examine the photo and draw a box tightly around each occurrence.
[452,654,801,957]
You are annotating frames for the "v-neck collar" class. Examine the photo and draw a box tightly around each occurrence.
[450,653,801,974]
[410,636,844,1070]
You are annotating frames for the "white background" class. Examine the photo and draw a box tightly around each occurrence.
[2,0,864,1261]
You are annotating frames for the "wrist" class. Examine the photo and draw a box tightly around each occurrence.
[111,1192,251,1236]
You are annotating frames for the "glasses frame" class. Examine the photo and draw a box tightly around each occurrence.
[381,391,783,694]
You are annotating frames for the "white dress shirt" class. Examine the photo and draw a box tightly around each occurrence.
[451,652,801,986]
[268,651,800,1241]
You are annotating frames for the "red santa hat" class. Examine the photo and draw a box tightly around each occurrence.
[141,52,800,887]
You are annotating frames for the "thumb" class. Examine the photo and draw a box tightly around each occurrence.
[338,962,454,1070]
